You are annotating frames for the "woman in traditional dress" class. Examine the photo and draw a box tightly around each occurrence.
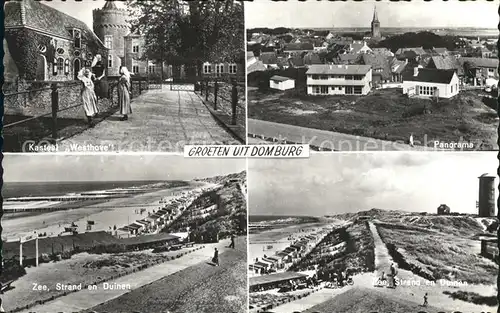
[77,68,99,127]
[118,66,132,121]
[91,54,108,101]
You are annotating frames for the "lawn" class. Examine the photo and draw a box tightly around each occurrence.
[248,88,497,150]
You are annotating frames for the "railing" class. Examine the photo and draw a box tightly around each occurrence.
[197,75,246,129]
[3,77,150,151]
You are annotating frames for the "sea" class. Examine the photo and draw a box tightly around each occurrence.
[249,215,318,223]
[3,181,169,198]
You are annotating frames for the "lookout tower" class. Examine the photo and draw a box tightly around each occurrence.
[371,6,381,39]
[478,173,496,217]
[93,2,129,76]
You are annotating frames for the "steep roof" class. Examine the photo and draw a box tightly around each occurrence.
[289,54,305,67]
[459,57,499,69]
[307,64,372,75]
[404,68,457,84]
[395,47,426,56]
[303,52,322,65]
[284,42,314,51]
[270,75,293,82]
[5,0,105,47]
[260,52,278,65]
[247,60,267,73]
[361,54,391,80]
[429,55,464,76]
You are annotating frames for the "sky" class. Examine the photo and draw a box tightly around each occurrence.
[249,152,498,216]
[44,0,128,29]
[246,0,499,29]
[4,155,245,182]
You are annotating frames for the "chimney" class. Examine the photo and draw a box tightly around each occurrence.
[413,67,419,76]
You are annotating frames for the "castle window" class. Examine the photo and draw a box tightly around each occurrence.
[132,65,139,74]
[216,63,224,77]
[74,50,81,57]
[203,63,212,74]
[74,29,81,49]
[229,64,237,74]
[64,59,70,75]
[56,48,65,55]
[38,44,47,53]
[133,45,139,53]
[104,35,113,49]
[108,55,113,68]
[57,58,64,75]
[148,65,155,73]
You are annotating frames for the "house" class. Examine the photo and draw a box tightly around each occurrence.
[427,55,464,83]
[277,57,290,69]
[395,47,427,57]
[260,52,278,69]
[437,204,451,215]
[389,58,408,83]
[326,32,336,41]
[402,67,459,99]
[372,48,394,57]
[359,54,391,87]
[4,0,108,81]
[338,53,359,65]
[269,75,295,91]
[349,41,372,54]
[288,54,305,68]
[479,47,494,58]
[247,51,267,74]
[283,42,314,55]
[459,57,499,85]
[306,64,372,96]
[303,52,322,66]
[432,47,449,56]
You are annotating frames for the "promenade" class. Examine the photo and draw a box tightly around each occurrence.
[57,86,239,152]
[248,119,433,151]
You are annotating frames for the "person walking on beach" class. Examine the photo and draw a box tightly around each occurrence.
[212,247,219,266]
[118,66,132,121]
[229,234,235,249]
[423,292,428,307]
[77,68,99,127]
[409,133,414,147]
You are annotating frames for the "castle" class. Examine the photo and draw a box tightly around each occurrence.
[93,2,167,77]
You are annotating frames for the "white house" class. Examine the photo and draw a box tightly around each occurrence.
[403,67,459,99]
[270,75,295,90]
[306,64,372,95]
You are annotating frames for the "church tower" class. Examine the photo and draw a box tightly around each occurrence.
[93,2,129,76]
[371,6,381,39]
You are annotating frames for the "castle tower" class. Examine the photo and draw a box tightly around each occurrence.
[93,2,130,76]
[478,173,496,217]
[371,6,381,39]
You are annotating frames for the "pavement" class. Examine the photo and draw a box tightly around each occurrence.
[87,236,247,313]
[17,238,246,313]
[57,86,240,152]
[248,119,434,151]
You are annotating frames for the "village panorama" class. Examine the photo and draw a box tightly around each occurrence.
[246,1,498,151]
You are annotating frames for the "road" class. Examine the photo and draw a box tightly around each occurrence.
[17,238,246,313]
[248,119,433,151]
[57,86,239,152]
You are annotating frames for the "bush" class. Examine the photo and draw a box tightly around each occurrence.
[90,244,127,254]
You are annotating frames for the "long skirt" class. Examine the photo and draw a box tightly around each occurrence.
[118,84,132,115]
[94,78,109,99]
[82,88,98,117]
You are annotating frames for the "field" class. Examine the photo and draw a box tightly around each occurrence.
[248,87,497,149]
[2,249,195,312]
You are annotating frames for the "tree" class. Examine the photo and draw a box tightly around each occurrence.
[127,0,244,77]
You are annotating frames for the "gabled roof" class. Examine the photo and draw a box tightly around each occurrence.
[5,0,105,48]
[361,54,391,79]
[307,64,372,75]
[404,68,457,84]
[395,47,426,56]
[284,42,314,51]
[429,55,464,76]
[433,47,449,55]
[303,52,322,65]
[338,53,360,64]
[289,55,305,67]
[459,57,499,69]
[247,60,267,74]
[270,75,293,82]
[350,42,371,54]
[389,57,407,74]
[260,52,278,65]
